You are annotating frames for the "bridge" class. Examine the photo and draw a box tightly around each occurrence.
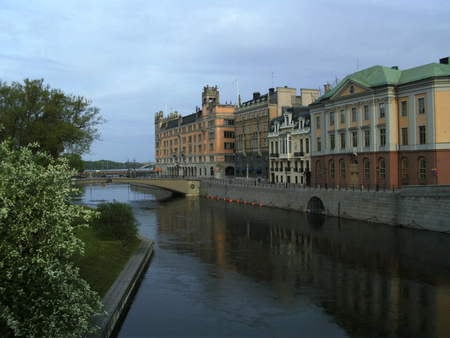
[76,177,200,196]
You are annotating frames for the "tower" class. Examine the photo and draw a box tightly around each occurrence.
[201,85,220,111]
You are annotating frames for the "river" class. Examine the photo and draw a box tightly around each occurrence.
[81,184,450,338]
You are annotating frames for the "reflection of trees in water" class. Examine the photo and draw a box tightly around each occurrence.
[156,198,450,338]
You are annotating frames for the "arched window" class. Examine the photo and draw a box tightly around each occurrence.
[378,158,386,179]
[339,159,346,178]
[401,157,408,179]
[329,159,335,178]
[363,158,370,179]
[315,160,322,177]
[418,157,426,181]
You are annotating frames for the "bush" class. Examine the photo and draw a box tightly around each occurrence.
[93,202,138,241]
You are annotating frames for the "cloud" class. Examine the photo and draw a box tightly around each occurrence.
[1,0,449,161]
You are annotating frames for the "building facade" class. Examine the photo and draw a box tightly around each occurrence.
[309,57,450,188]
[268,107,311,185]
[235,87,319,179]
[155,86,236,178]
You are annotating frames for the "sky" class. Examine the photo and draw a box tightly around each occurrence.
[1,0,449,162]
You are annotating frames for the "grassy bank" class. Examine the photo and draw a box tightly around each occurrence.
[74,227,140,296]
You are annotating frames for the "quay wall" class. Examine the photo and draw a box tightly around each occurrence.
[200,180,450,233]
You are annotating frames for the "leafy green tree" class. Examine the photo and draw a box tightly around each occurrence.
[0,142,102,337]
[93,202,138,242]
[62,153,84,172]
[0,79,103,157]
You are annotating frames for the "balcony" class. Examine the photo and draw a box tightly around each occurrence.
[285,167,291,172]
[270,153,279,158]
[294,151,304,157]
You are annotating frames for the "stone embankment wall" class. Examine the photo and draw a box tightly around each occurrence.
[88,238,154,338]
[200,180,450,233]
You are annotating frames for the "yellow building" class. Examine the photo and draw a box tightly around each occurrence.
[155,86,235,178]
[310,57,450,188]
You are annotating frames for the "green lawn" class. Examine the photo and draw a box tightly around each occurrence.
[73,227,140,296]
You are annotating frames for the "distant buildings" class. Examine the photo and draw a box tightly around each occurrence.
[154,86,235,178]
[154,57,450,187]
[234,87,319,178]
[268,106,311,184]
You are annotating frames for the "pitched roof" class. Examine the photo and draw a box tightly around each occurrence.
[316,62,450,103]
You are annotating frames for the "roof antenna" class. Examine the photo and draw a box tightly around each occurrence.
[271,72,274,88]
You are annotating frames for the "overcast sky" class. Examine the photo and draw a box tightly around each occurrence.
[1,0,449,162]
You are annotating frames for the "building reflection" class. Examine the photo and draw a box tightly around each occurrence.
[156,198,450,338]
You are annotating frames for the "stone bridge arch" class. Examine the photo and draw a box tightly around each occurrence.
[307,196,325,215]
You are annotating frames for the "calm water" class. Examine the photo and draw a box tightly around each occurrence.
[81,184,450,338]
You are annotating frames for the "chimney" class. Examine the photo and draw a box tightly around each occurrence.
[324,83,332,93]
[253,92,261,100]
[440,57,450,64]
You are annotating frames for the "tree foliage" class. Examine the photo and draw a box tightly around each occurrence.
[0,142,102,337]
[0,79,103,157]
[93,202,138,242]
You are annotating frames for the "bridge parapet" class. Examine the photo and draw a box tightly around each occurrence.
[113,178,200,196]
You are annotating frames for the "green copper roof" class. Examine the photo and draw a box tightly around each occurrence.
[317,61,450,103]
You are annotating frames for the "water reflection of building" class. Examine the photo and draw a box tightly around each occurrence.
[156,199,450,338]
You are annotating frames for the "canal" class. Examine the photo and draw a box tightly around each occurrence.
[81,184,450,338]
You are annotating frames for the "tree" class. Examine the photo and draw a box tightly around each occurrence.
[0,142,102,337]
[0,79,103,157]
[62,153,84,173]
[94,202,138,242]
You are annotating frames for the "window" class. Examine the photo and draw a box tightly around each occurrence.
[224,142,234,150]
[300,139,304,152]
[305,139,309,154]
[401,157,408,179]
[352,107,358,122]
[339,159,346,178]
[224,119,234,126]
[401,101,408,117]
[418,157,426,180]
[380,128,386,147]
[379,102,385,118]
[340,132,346,149]
[363,158,370,179]
[329,160,335,178]
[315,160,322,178]
[330,134,335,150]
[364,105,369,120]
[419,126,426,144]
[224,131,235,138]
[340,110,345,124]
[378,158,386,179]
[329,112,335,126]
[317,137,321,152]
[364,129,370,147]
[352,131,358,147]
[316,116,321,129]
[418,97,425,114]
[401,128,408,145]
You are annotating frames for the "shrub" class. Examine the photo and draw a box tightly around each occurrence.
[93,202,138,241]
